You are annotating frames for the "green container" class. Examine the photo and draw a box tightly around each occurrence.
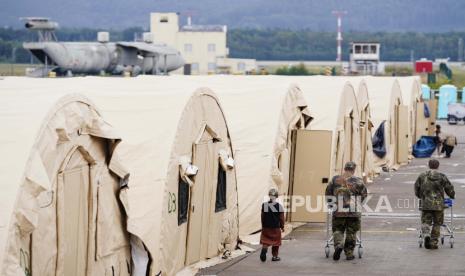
[427,73,436,84]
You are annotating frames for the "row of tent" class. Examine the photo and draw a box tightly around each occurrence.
[0,75,434,276]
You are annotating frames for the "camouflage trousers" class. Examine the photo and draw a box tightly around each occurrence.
[332,217,360,256]
[421,210,444,245]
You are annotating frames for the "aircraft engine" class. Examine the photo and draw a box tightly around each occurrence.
[25,20,59,31]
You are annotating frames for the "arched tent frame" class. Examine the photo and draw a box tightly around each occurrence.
[0,81,131,276]
[53,76,241,276]
[287,76,362,223]
[420,84,437,136]
[348,77,375,181]
[172,75,313,238]
[156,88,239,276]
[397,76,429,154]
[365,77,408,171]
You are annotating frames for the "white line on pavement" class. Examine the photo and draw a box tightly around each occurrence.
[363,212,465,219]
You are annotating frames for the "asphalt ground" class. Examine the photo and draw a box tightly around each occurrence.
[199,121,465,276]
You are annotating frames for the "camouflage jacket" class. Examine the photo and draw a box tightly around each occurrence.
[414,170,455,211]
[325,175,367,217]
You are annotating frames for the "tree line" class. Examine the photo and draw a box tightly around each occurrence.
[228,29,465,61]
[1,27,464,63]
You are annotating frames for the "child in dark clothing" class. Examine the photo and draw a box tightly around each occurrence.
[260,188,284,262]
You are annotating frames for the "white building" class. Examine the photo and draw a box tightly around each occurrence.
[150,12,256,75]
[349,42,384,75]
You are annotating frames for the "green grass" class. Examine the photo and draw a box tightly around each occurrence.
[2,63,465,90]
[0,64,40,76]
[449,66,465,89]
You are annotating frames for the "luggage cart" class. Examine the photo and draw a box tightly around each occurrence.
[418,198,454,248]
[324,209,363,258]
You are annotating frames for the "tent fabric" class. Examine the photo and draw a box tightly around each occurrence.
[62,77,240,276]
[1,77,240,276]
[397,76,428,151]
[372,121,387,158]
[290,76,362,178]
[412,136,437,158]
[364,77,404,170]
[344,77,375,180]
[0,78,130,275]
[171,76,312,237]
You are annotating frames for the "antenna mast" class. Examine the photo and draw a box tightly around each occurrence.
[332,11,347,62]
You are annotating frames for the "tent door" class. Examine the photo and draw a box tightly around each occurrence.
[396,105,409,164]
[289,129,332,223]
[427,99,438,136]
[60,151,91,276]
[186,138,216,265]
[415,102,429,142]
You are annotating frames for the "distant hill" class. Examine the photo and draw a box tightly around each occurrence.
[2,0,464,32]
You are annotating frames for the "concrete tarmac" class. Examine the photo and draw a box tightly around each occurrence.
[199,122,465,276]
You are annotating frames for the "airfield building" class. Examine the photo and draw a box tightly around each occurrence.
[150,12,256,75]
[349,42,384,75]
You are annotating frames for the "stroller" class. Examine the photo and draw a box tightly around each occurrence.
[418,198,455,248]
[324,208,364,258]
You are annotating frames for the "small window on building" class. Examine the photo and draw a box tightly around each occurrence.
[355,45,361,54]
[208,62,216,72]
[370,45,377,54]
[178,176,189,225]
[362,45,369,54]
[184,43,193,52]
[215,164,227,212]
[208,43,216,52]
[191,63,199,71]
[160,17,169,23]
[237,62,246,71]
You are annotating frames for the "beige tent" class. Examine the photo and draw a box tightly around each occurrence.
[0,78,131,276]
[397,76,430,151]
[53,76,240,276]
[365,77,409,170]
[0,77,239,276]
[170,75,312,237]
[287,76,362,223]
[349,77,375,181]
[322,76,375,181]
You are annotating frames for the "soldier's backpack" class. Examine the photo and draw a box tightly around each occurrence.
[445,136,456,146]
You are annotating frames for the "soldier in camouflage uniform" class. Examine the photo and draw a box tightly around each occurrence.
[414,159,455,249]
[325,161,367,261]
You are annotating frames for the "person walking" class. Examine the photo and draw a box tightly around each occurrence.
[441,133,457,158]
[259,188,284,262]
[414,159,455,249]
[325,161,367,261]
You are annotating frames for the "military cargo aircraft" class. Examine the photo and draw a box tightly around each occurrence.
[22,17,185,76]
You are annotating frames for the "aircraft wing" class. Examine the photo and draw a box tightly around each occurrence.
[116,42,178,57]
